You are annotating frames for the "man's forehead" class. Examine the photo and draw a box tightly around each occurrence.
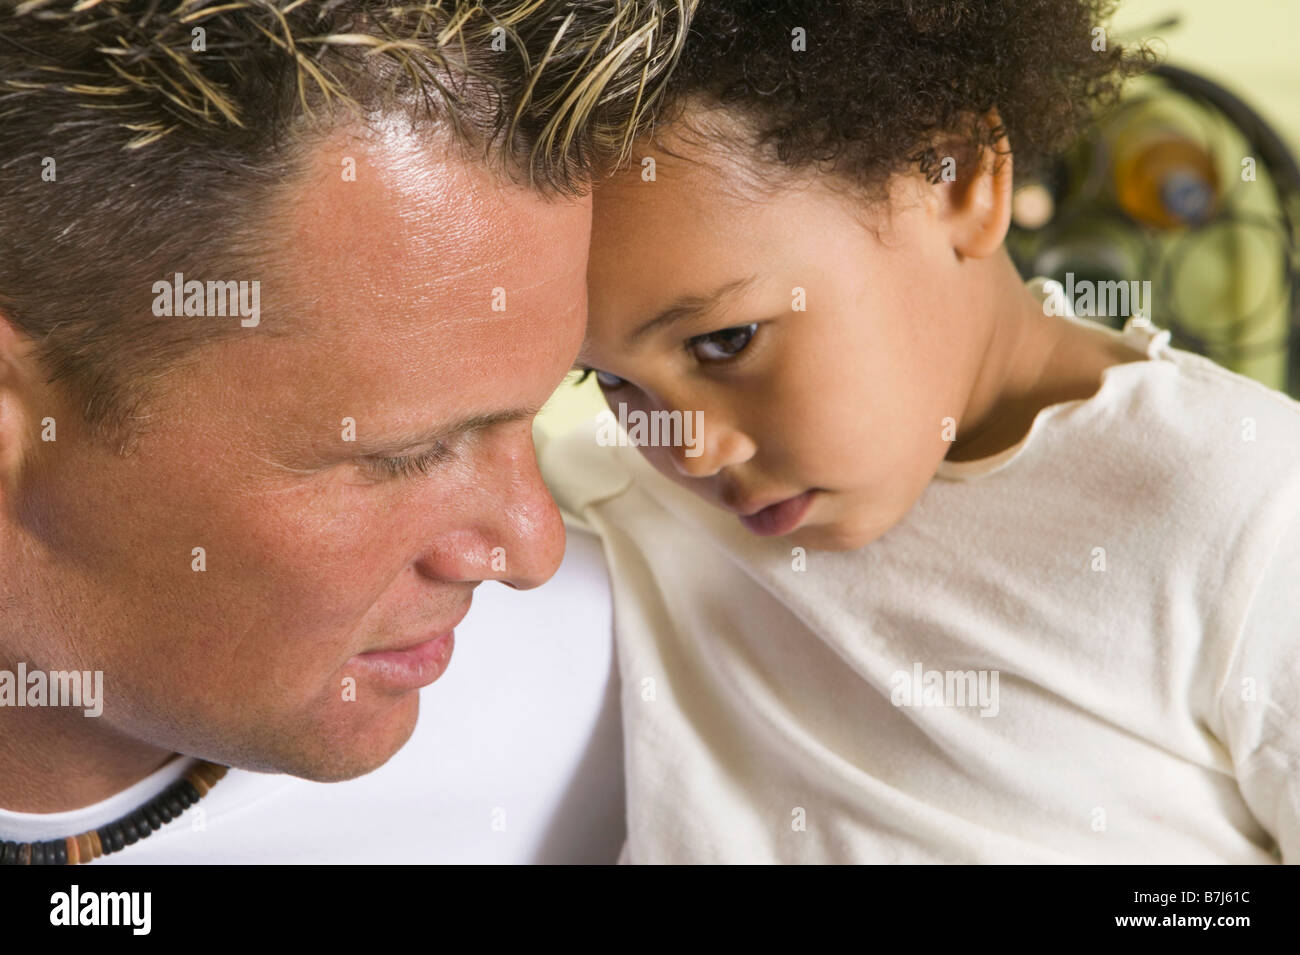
[192,127,592,459]
[266,120,591,333]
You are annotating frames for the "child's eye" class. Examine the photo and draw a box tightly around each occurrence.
[688,323,758,362]
[359,442,453,480]
[575,322,759,390]
[574,368,627,389]
[576,368,627,389]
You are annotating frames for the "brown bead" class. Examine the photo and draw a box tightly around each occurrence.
[17,843,30,865]
[76,833,94,864]
[88,830,103,859]
[185,772,211,797]
[65,835,80,866]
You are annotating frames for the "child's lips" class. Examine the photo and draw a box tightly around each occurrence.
[737,490,817,537]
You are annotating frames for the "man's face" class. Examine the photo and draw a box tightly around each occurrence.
[11,124,590,781]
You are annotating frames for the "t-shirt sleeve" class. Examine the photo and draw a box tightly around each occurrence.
[1218,504,1300,863]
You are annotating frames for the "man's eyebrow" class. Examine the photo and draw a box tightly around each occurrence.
[625,274,759,346]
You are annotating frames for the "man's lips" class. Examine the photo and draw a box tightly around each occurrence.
[736,490,817,537]
[349,631,456,690]
[347,599,472,691]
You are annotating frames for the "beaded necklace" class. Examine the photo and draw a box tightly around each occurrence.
[0,761,227,865]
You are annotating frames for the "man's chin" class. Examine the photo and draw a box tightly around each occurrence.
[207,690,422,783]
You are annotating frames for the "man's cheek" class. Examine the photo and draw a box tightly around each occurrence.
[236,478,399,563]
[210,509,397,639]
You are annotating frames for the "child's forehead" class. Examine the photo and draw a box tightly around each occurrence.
[593,144,910,252]
[600,114,914,231]
[608,110,778,190]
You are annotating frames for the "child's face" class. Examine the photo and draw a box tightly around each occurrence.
[581,132,996,551]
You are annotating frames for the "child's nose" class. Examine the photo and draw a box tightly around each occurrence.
[669,408,756,479]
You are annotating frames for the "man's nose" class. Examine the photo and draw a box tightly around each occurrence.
[412,426,566,590]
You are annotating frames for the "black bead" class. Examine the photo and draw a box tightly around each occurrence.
[51,839,68,865]
[178,780,200,804]
[98,825,122,854]
[131,809,154,837]
[31,842,45,865]
[1,841,16,865]
[120,816,139,845]
[143,803,164,829]
[154,797,173,823]
[163,793,183,817]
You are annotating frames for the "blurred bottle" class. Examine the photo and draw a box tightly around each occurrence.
[1109,117,1220,229]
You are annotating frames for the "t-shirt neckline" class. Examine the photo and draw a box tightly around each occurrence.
[0,754,197,843]
[934,277,1173,482]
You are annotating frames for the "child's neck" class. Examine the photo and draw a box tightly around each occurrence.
[945,254,1138,464]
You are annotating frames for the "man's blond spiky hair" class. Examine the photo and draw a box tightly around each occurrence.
[2,0,693,189]
[0,0,694,441]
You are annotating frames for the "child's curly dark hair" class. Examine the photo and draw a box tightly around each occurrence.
[654,0,1158,196]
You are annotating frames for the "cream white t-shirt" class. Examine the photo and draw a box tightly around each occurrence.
[539,291,1300,864]
[0,529,625,864]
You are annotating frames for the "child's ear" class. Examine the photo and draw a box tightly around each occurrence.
[931,108,1014,262]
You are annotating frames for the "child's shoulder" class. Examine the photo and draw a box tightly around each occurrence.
[537,416,640,520]
[1075,332,1300,528]
[1162,340,1300,420]
[1119,337,1300,466]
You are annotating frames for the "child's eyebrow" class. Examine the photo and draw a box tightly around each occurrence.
[625,273,759,346]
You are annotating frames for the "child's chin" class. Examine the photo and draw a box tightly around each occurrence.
[784,521,871,553]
